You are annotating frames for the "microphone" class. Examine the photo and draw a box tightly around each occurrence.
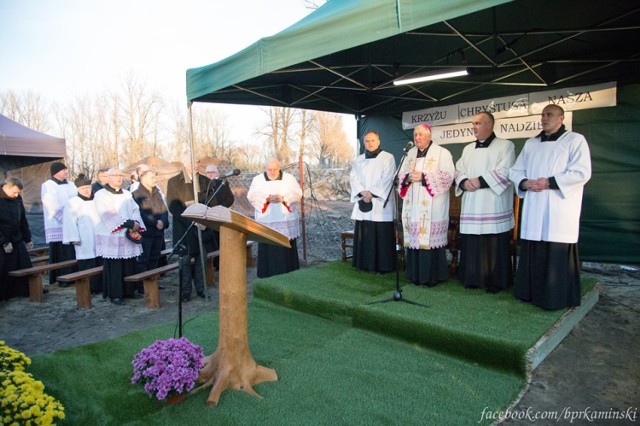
[218,169,241,179]
[403,141,415,153]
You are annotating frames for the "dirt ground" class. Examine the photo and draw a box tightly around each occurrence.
[1,210,638,424]
[504,263,640,425]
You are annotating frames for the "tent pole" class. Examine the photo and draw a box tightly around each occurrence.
[188,102,209,303]
[298,153,307,262]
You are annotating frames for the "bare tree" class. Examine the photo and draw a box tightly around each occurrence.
[169,104,236,166]
[308,111,353,168]
[0,90,51,132]
[232,142,269,172]
[257,106,298,164]
[117,73,164,162]
[297,109,316,162]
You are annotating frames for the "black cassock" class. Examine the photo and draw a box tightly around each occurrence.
[0,193,33,300]
[352,220,396,273]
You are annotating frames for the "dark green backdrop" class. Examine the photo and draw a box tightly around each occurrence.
[359,83,640,264]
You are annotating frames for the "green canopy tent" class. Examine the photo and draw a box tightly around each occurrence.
[186,0,640,263]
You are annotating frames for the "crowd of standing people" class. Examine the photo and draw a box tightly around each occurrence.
[0,155,305,305]
[1,104,591,311]
[349,105,591,310]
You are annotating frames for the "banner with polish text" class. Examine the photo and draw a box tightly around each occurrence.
[402,81,615,144]
[432,113,573,145]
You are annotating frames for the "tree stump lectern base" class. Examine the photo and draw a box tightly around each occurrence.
[182,205,289,408]
[197,226,277,406]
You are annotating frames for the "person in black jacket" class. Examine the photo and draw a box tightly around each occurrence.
[166,155,210,302]
[0,177,34,301]
[203,165,235,261]
[132,168,169,293]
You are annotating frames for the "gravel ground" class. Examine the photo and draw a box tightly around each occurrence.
[1,200,638,424]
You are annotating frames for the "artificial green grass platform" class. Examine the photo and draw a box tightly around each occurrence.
[254,261,598,376]
[31,299,524,425]
[29,261,597,425]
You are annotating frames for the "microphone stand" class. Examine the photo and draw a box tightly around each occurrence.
[168,226,190,338]
[195,178,229,304]
[369,147,428,308]
[168,177,216,337]
[169,175,233,336]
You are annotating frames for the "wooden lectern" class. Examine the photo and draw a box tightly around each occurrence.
[182,203,290,407]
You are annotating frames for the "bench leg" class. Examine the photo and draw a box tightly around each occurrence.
[206,258,216,287]
[143,277,160,309]
[75,277,92,309]
[341,233,353,262]
[28,275,44,303]
[246,245,255,267]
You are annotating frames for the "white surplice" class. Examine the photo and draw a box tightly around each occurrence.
[509,131,591,243]
[349,150,396,222]
[93,188,145,259]
[247,172,302,240]
[62,196,100,260]
[41,179,77,243]
[454,137,515,235]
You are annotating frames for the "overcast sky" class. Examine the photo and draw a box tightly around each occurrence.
[0,0,356,144]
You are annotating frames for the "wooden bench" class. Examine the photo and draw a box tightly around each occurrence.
[28,246,49,257]
[8,259,78,302]
[56,266,103,309]
[30,255,50,266]
[43,241,256,309]
[125,250,221,308]
[54,248,175,308]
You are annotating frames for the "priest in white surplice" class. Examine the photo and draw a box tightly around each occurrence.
[247,159,302,278]
[398,123,454,287]
[509,104,591,310]
[455,112,515,293]
[41,161,77,284]
[94,168,145,305]
[349,130,397,273]
[63,174,102,293]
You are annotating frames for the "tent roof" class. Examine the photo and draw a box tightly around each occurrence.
[0,114,66,158]
[186,0,640,115]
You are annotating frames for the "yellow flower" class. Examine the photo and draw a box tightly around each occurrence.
[0,343,65,426]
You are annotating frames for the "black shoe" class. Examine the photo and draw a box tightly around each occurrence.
[197,291,206,299]
[58,282,69,288]
[111,298,125,306]
[181,295,191,303]
[43,288,49,294]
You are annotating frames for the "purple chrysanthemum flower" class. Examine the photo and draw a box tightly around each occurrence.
[131,337,204,400]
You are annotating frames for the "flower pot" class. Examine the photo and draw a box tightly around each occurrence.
[166,394,186,405]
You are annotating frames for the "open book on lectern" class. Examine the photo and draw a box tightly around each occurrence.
[182,203,291,248]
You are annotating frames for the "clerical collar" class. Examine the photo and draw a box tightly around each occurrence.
[538,124,566,142]
[365,148,381,159]
[104,184,123,194]
[475,132,496,149]
[416,141,432,158]
[51,177,68,185]
[264,171,282,181]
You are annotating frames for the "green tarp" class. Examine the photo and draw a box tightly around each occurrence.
[185,0,640,263]
[186,0,512,106]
